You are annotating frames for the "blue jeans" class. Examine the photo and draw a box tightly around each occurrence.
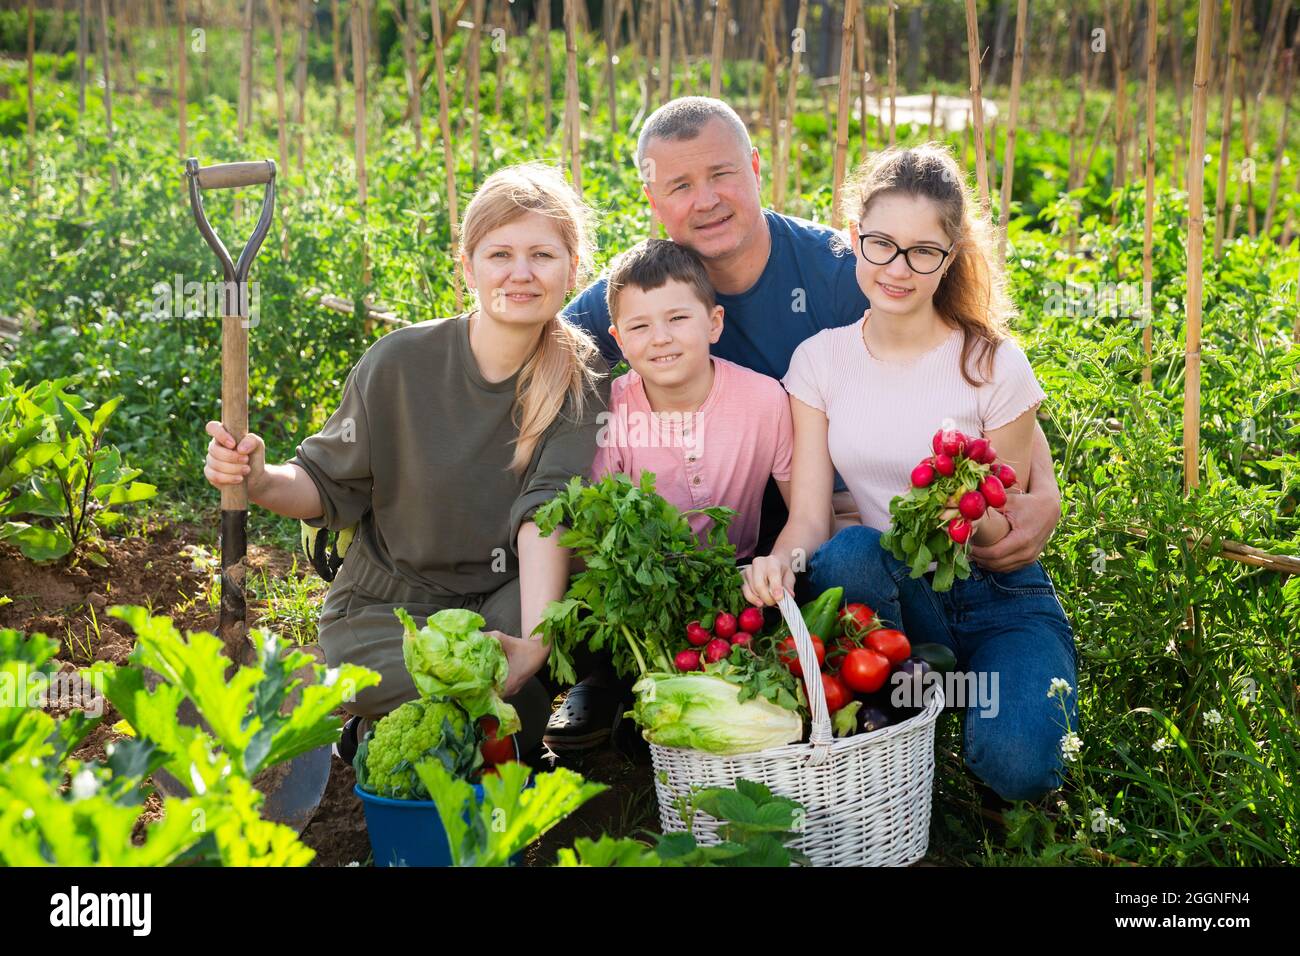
[809,525,1080,802]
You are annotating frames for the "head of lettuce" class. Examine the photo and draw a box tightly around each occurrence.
[395,607,520,737]
[631,673,802,755]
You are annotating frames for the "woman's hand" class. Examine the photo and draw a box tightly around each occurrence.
[204,420,266,494]
[491,631,550,698]
[742,554,795,607]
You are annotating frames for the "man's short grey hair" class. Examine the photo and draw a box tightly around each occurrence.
[635,97,754,182]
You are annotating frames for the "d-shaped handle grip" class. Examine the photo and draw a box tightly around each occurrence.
[190,160,275,190]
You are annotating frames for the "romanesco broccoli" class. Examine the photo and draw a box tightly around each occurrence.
[354,697,481,800]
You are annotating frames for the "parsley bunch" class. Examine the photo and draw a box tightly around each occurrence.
[534,472,746,685]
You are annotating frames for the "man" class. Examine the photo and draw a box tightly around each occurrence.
[550,96,1062,749]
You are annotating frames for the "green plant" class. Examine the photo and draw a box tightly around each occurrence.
[535,472,746,684]
[1,610,380,865]
[0,370,155,563]
[415,760,608,867]
[557,778,809,867]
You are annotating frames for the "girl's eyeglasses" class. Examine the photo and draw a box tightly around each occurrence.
[857,233,954,275]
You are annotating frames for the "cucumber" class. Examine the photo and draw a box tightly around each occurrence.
[910,642,957,674]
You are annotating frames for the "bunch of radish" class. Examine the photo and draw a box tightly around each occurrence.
[673,606,766,671]
[881,425,1017,592]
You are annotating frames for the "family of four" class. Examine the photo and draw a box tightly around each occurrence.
[202,97,1079,804]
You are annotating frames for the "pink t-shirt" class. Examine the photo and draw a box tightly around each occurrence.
[782,313,1046,533]
[591,357,794,559]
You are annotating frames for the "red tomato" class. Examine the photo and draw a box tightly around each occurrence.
[779,635,825,677]
[866,628,911,665]
[839,602,876,633]
[839,648,890,694]
[821,672,852,714]
[479,717,515,766]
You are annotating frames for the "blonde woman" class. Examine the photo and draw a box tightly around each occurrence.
[202,163,610,758]
[744,145,1078,804]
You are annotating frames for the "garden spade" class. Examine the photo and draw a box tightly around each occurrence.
[182,158,331,833]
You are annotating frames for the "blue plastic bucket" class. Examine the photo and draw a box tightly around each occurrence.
[354,751,528,867]
[354,783,475,867]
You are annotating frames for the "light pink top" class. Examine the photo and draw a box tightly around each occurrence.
[591,357,794,559]
[782,313,1046,533]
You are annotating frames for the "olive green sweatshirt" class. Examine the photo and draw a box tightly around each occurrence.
[290,315,609,596]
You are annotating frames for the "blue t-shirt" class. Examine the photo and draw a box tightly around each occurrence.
[561,210,870,381]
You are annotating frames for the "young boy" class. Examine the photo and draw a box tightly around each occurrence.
[591,239,793,560]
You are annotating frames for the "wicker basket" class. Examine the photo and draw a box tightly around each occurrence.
[648,594,944,867]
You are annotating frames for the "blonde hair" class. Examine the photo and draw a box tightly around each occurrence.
[459,163,604,473]
[839,143,1015,387]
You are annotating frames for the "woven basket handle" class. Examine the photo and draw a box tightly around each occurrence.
[777,593,834,766]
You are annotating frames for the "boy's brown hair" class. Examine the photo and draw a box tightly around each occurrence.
[605,238,717,323]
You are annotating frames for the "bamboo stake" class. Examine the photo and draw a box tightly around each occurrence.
[332,0,345,132]
[856,2,869,159]
[831,0,857,228]
[987,118,999,205]
[673,0,689,87]
[1168,0,1185,184]
[238,0,254,222]
[886,0,897,146]
[468,0,484,180]
[640,0,655,120]
[963,0,990,210]
[1141,0,1157,384]
[998,0,1027,260]
[1226,83,1251,241]
[96,0,118,193]
[177,0,188,162]
[710,0,728,97]
[1080,99,1115,191]
[1184,0,1215,494]
[495,0,508,118]
[541,0,553,137]
[564,0,583,197]
[294,0,308,169]
[759,0,779,144]
[659,0,672,103]
[1263,46,1297,237]
[775,0,809,214]
[1212,0,1242,258]
[271,0,290,178]
[353,0,370,297]
[606,0,618,153]
[1112,0,1131,197]
[429,0,462,311]
[1247,0,1291,142]
[26,0,35,191]
[76,0,87,213]
[398,0,422,151]
[1068,39,1090,190]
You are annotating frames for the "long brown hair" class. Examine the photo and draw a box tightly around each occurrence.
[839,143,1014,387]
[459,163,604,473]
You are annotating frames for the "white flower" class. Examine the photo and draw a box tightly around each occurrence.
[1048,678,1073,699]
[1203,709,1223,726]
[1060,732,1083,762]
[71,769,99,800]
[346,861,361,867]
[22,807,35,820]
[1152,736,1171,752]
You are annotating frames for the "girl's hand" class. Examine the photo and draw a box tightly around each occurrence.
[742,554,795,607]
[491,631,550,698]
[204,420,267,494]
